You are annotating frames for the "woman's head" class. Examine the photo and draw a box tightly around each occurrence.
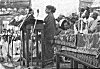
[61,20,70,30]
[45,5,56,14]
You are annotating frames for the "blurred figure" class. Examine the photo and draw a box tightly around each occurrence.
[78,7,91,33]
[55,15,65,35]
[81,6,90,19]
[80,8,85,17]
[88,12,99,33]
[70,13,78,24]
[70,13,79,30]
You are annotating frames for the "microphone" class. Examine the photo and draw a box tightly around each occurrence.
[36,9,39,17]
[37,9,39,14]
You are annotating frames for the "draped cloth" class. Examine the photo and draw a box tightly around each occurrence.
[44,13,56,60]
[88,19,98,33]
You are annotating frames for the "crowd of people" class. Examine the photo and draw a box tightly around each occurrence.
[0,5,100,67]
[0,29,21,62]
[55,7,100,35]
[43,5,100,63]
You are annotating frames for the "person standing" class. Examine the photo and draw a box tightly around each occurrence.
[43,5,56,62]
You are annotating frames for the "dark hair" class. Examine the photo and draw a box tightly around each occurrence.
[28,8,33,14]
[46,5,56,13]
[80,8,85,12]
[93,12,98,16]
[85,6,90,19]
[29,8,32,12]
[72,13,76,16]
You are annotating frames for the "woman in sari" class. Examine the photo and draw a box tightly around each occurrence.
[44,5,56,61]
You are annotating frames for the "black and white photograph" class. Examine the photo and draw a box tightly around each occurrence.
[0,0,100,69]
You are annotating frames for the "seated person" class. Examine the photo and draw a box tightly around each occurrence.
[55,15,65,35]
[88,12,100,33]
[56,20,73,62]
[88,12,99,33]
[60,20,70,30]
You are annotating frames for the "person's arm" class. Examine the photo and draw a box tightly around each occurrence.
[56,28,63,35]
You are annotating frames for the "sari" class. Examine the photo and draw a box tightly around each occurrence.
[44,13,56,60]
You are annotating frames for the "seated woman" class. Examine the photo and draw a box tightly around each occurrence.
[55,19,74,62]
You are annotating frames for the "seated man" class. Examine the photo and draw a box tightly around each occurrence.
[88,12,100,33]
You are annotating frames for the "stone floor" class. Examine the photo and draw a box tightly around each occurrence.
[0,62,70,69]
[0,61,84,69]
